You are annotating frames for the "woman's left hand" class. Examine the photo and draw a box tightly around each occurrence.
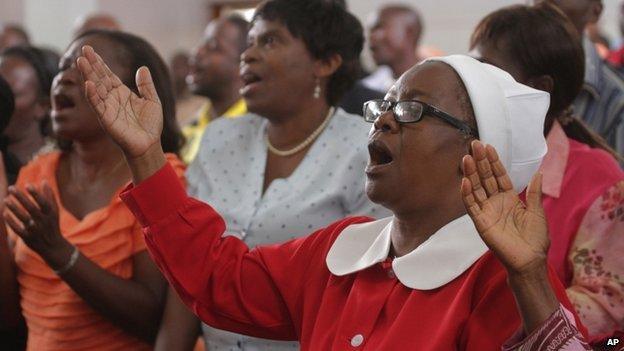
[3,182,73,267]
[461,140,549,276]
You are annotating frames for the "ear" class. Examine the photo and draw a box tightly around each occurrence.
[313,53,343,80]
[588,1,604,24]
[526,75,554,95]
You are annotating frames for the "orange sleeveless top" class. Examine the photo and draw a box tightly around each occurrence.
[9,152,186,351]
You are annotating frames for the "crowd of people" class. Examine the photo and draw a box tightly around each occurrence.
[0,0,623,350]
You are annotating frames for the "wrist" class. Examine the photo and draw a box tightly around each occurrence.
[43,239,75,271]
[124,142,167,185]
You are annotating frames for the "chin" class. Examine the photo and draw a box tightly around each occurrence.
[365,179,387,206]
[244,97,271,117]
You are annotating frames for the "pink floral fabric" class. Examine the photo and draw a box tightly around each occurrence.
[567,180,624,339]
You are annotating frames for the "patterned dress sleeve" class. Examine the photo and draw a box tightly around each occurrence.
[566,180,624,340]
[502,305,591,351]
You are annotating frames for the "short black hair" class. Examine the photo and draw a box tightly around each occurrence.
[253,0,364,106]
[1,45,56,98]
[74,29,183,155]
[0,74,14,132]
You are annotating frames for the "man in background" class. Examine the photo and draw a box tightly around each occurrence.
[362,5,424,93]
[169,52,207,127]
[181,14,248,163]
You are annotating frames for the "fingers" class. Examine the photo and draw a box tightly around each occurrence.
[485,144,514,192]
[4,196,30,224]
[84,81,106,116]
[461,177,481,217]
[76,55,99,85]
[7,186,41,219]
[471,141,498,196]
[4,212,27,237]
[26,183,53,214]
[41,182,59,214]
[136,66,159,102]
[525,172,545,215]
[460,177,490,233]
[461,154,488,205]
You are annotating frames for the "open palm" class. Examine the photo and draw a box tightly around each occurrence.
[77,45,162,158]
[461,141,549,275]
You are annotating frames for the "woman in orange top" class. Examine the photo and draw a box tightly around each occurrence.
[0,30,185,350]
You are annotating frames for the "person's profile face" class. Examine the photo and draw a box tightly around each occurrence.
[365,62,473,212]
[187,19,241,97]
[368,10,406,66]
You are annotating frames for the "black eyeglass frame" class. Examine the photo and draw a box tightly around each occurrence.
[363,99,477,136]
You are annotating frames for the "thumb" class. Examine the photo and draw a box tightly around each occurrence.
[136,66,159,102]
[525,172,544,215]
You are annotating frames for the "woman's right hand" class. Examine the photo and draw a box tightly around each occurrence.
[77,45,162,159]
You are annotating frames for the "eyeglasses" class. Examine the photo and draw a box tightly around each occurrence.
[363,99,477,136]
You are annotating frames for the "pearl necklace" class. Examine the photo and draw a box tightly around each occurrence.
[265,107,335,157]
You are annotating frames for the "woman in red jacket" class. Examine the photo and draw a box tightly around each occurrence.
[72,26,589,351]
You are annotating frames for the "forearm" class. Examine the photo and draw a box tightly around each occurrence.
[507,265,560,334]
[154,288,201,351]
[45,244,164,342]
[0,232,22,329]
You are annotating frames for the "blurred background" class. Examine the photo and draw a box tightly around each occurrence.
[1,0,623,70]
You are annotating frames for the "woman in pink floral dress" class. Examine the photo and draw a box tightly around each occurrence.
[472,3,624,345]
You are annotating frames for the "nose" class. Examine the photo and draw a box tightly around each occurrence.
[240,44,259,64]
[373,110,399,133]
[55,66,79,87]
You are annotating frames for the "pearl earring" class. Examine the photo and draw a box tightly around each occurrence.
[313,78,321,99]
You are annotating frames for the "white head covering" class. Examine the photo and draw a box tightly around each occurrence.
[426,55,549,192]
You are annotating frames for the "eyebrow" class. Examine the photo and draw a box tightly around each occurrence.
[398,86,439,104]
[250,29,285,42]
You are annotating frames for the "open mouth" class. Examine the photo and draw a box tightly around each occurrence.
[368,140,394,166]
[52,93,76,111]
[241,71,262,87]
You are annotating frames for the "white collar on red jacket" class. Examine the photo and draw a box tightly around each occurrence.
[325,215,489,290]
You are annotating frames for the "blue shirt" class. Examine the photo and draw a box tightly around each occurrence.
[574,37,624,160]
[186,108,390,350]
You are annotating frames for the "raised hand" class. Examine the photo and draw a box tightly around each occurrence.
[76,45,162,159]
[461,140,549,276]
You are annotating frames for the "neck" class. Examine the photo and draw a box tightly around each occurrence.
[389,198,466,257]
[7,124,45,164]
[265,98,331,149]
[209,81,243,118]
[68,135,126,179]
[390,49,419,79]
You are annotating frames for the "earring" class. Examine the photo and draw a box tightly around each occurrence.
[313,78,321,99]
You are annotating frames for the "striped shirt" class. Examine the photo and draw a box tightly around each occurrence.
[573,37,624,159]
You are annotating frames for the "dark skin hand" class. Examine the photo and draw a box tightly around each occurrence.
[461,140,558,334]
[2,181,166,342]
